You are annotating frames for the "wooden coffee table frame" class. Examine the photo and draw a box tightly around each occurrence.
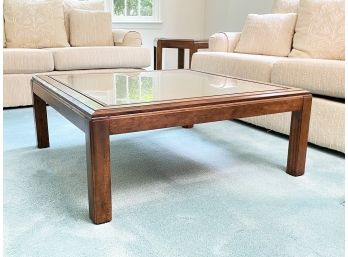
[31,70,312,225]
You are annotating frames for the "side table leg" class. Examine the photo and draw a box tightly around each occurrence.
[287,96,312,176]
[156,45,163,70]
[33,93,50,148]
[178,48,185,69]
[154,46,157,70]
[86,119,112,224]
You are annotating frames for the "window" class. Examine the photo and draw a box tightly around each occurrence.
[110,0,160,23]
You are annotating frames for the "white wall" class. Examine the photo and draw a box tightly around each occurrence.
[204,0,274,36]
[113,0,206,69]
[113,0,275,68]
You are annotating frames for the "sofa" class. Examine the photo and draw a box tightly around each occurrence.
[3,0,151,108]
[191,0,345,153]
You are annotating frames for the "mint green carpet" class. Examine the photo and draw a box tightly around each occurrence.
[4,107,345,257]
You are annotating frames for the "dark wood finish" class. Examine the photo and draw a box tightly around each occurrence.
[287,96,312,176]
[154,38,209,70]
[107,97,305,134]
[86,119,112,224]
[33,90,50,148]
[32,70,312,224]
[178,48,185,69]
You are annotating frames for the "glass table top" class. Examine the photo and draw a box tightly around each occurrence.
[48,70,284,108]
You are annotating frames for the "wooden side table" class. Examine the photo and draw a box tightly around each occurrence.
[154,38,208,70]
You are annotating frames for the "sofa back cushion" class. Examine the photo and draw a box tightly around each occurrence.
[63,0,104,41]
[4,0,69,48]
[69,10,113,47]
[3,28,6,48]
[272,0,300,13]
[289,0,345,60]
[235,14,297,57]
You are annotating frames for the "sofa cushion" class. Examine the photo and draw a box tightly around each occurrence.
[235,13,297,57]
[4,0,69,48]
[271,58,345,99]
[191,52,285,83]
[64,0,104,41]
[3,29,6,48]
[272,0,299,13]
[289,0,345,60]
[113,30,142,47]
[4,49,54,74]
[242,97,345,153]
[69,10,113,47]
[49,46,151,71]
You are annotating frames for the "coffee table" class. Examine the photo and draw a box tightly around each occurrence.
[31,69,312,224]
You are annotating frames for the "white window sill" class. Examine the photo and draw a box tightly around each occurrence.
[112,20,163,29]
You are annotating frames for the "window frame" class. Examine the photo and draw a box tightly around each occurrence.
[106,0,161,23]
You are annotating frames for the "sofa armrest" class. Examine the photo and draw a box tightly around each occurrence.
[209,32,241,52]
[112,29,142,47]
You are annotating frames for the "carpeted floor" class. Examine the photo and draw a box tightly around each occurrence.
[3,107,345,257]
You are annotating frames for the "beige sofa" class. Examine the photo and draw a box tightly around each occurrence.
[3,0,151,108]
[192,0,345,153]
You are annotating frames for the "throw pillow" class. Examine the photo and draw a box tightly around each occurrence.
[4,0,69,48]
[63,0,104,41]
[69,10,113,47]
[235,14,297,57]
[272,0,300,13]
[289,0,345,60]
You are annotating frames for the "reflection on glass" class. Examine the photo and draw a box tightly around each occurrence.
[114,74,153,105]
[49,70,282,107]
[208,76,237,89]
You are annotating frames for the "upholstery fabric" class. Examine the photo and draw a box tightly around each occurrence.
[209,32,241,52]
[271,58,345,99]
[69,10,113,47]
[289,0,345,60]
[242,97,345,153]
[235,14,297,57]
[272,0,300,13]
[4,0,69,48]
[49,46,151,70]
[113,30,142,47]
[63,0,104,41]
[3,28,6,48]
[4,48,54,74]
[3,69,142,107]
[3,74,34,107]
[191,52,284,83]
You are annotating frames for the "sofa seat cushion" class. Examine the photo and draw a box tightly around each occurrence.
[271,58,345,98]
[191,52,285,83]
[4,48,54,74]
[49,46,151,71]
[242,97,345,153]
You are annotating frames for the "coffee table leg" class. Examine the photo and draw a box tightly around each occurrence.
[86,120,112,224]
[287,96,312,176]
[33,93,50,148]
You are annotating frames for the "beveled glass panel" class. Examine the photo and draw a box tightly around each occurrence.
[49,70,284,107]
